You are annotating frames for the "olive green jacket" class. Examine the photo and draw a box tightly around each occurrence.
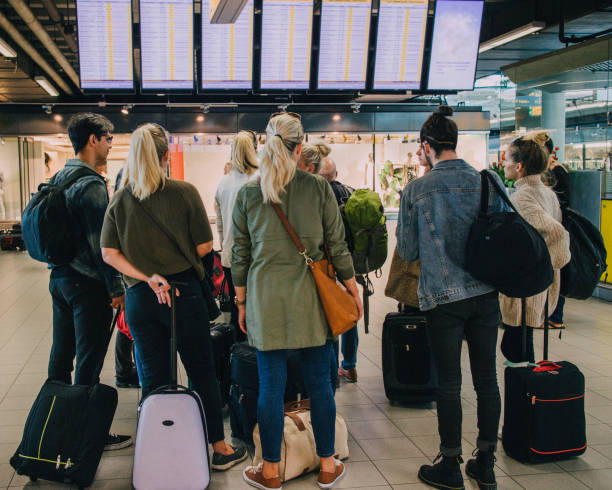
[231,170,355,351]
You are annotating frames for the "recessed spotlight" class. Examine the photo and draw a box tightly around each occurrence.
[196,114,205,122]
[332,114,341,122]
[53,114,63,122]
[121,105,131,115]
[200,104,210,114]
[351,104,361,114]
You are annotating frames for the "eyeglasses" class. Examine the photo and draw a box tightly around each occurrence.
[269,111,301,121]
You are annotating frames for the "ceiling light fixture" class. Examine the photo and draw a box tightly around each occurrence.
[34,76,59,97]
[351,104,361,114]
[0,37,17,58]
[53,114,63,122]
[121,105,132,115]
[201,104,210,114]
[42,104,53,115]
[332,114,341,122]
[278,105,288,112]
[478,21,546,53]
[196,114,205,122]
[0,137,5,145]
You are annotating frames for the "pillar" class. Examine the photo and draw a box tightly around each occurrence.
[542,91,566,163]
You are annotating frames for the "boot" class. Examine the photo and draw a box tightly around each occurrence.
[465,449,497,489]
[418,453,464,490]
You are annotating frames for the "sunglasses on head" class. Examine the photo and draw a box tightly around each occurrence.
[269,111,301,121]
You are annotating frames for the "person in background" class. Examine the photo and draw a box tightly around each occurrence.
[535,131,570,329]
[48,113,131,451]
[319,157,359,383]
[500,137,571,364]
[397,106,508,490]
[101,123,247,471]
[297,140,331,174]
[215,130,259,331]
[235,113,362,490]
[224,161,232,175]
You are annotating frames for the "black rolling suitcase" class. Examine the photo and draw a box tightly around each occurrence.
[210,322,236,407]
[502,299,586,463]
[10,313,119,488]
[382,306,437,404]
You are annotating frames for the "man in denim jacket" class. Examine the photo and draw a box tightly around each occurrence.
[397,106,508,490]
[47,113,131,450]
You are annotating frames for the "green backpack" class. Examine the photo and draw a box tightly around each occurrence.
[343,189,388,275]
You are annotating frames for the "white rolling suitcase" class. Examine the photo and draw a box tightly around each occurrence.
[132,283,210,490]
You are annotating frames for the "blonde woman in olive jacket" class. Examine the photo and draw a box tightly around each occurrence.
[499,137,571,363]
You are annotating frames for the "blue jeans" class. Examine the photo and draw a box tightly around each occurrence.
[425,291,501,457]
[125,269,225,443]
[340,326,358,370]
[550,295,565,324]
[48,270,113,385]
[256,341,336,462]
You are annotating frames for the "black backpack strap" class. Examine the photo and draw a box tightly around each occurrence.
[51,166,104,191]
[480,170,520,215]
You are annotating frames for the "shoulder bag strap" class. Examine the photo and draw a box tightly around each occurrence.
[480,169,521,216]
[271,202,312,261]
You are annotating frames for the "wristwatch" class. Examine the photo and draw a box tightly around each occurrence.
[234,297,246,306]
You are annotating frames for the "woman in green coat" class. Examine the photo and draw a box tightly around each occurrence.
[234,113,362,490]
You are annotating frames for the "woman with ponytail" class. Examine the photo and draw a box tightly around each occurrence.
[499,137,570,362]
[298,140,331,174]
[100,123,247,471]
[234,113,362,490]
[215,130,259,331]
[397,106,509,490]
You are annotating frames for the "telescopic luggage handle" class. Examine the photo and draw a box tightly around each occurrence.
[168,281,188,387]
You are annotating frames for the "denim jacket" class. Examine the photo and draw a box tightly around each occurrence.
[396,159,509,311]
[52,159,124,298]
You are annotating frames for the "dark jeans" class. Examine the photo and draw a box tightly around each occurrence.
[501,324,535,364]
[115,330,137,381]
[48,272,113,385]
[222,267,246,342]
[425,291,501,457]
[256,341,336,462]
[125,269,225,444]
[550,295,565,325]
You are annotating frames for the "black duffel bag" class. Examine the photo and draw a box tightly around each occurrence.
[560,207,607,299]
[466,170,553,298]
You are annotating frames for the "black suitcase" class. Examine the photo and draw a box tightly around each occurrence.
[210,322,236,407]
[228,342,313,444]
[10,312,119,488]
[382,308,437,404]
[10,380,118,488]
[502,299,587,463]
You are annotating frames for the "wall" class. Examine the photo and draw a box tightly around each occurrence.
[0,138,21,220]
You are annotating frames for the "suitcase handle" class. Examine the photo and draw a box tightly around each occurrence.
[532,361,562,372]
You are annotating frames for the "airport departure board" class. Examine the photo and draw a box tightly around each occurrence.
[427,0,484,91]
[77,0,133,90]
[201,0,253,89]
[318,0,371,90]
[260,0,313,90]
[373,0,428,90]
[140,0,193,90]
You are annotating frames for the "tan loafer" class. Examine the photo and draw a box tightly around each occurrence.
[243,464,282,490]
[318,459,345,489]
[338,367,357,383]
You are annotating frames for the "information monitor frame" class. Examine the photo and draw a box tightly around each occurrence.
[76,0,136,93]
[138,0,196,93]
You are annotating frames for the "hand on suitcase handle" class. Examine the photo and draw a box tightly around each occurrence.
[147,274,180,306]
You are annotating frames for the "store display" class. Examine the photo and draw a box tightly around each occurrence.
[317,0,371,90]
[201,0,253,89]
[427,0,484,91]
[260,0,313,89]
[140,0,193,90]
[373,0,428,90]
[77,0,133,90]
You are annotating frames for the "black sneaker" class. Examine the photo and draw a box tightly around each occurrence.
[104,433,133,451]
[418,453,465,490]
[116,372,140,388]
[211,445,248,471]
[465,449,497,489]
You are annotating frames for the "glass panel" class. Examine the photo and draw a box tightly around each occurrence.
[0,137,21,220]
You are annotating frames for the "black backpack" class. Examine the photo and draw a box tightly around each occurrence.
[560,207,607,299]
[466,170,554,298]
[22,167,103,265]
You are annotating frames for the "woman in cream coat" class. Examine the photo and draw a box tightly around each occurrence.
[500,137,571,363]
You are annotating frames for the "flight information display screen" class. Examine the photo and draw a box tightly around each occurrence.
[140,0,193,90]
[373,0,428,90]
[427,0,484,91]
[201,0,253,89]
[260,0,313,90]
[77,0,134,90]
[317,0,371,90]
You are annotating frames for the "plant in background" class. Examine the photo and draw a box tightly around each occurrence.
[489,161,515,188]
[379,160,417,207]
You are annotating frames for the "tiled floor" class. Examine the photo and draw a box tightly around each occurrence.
[2,242,612,489]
